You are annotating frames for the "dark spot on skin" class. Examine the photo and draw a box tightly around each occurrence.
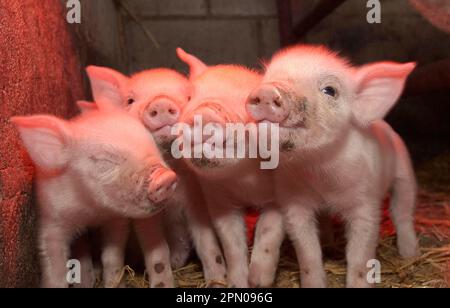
[273,98,282,107]
[250,97,260,105]
[154,262,165,274]
[303,269,310,275]
[264,248,270,254]
[280,140,295,152]
[216,255,223,265]
[358,271,364,279]
[154,282,165,288]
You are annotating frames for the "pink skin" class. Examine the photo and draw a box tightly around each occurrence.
[85,66,227,287]
[11,110,177,288]
[177,48,285,288]
[77,101,178,287]
[247,85,289,123]
[246,44,419,288]
[86,66,191,146]
[76,100,98,113]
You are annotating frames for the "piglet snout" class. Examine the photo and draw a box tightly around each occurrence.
[246,85,289,123]
[148,166,178,203]
[143,98,180,132]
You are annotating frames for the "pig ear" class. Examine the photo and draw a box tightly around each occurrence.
[352,62,416,127]
[85,66,128,110]
[77,100,98,114]
[10,115,72,170]
[176,48,208,80]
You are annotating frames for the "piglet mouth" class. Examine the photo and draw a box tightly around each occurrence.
[152,125,174,138]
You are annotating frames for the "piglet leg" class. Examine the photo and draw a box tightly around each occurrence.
[344,201,381,288]
[391,135,419,258]
[101,219,129,288]
[249,206,284,287]
[186,204,227,287]
[134,214,174,288]
[39,224,71,288]
[283,199,327,288]
[209,205,248,288]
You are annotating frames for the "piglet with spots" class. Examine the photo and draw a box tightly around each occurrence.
[11,110,177,288]
[85,65,226,287]
[246,45,419,288]
[177,48,285,288]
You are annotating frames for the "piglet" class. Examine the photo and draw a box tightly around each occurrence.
[11,110,177,288]
[246,44,419,288]
[84,65,227,286]
[176,48,285,288]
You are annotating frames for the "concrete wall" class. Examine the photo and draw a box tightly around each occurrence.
[117,0,449,162]
[303,0,450,65]
[70,0,126,71]
[0,0,85,287]
[122,0,280,73]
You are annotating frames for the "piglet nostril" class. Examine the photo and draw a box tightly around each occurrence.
[150,110,158,117]
[250,96,261,105]
[273,98,282,108]
[169,108,177,115]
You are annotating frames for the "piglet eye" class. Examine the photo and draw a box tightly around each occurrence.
[187,96,191,101]
[321,86,337,98]
[127,98,135,105]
